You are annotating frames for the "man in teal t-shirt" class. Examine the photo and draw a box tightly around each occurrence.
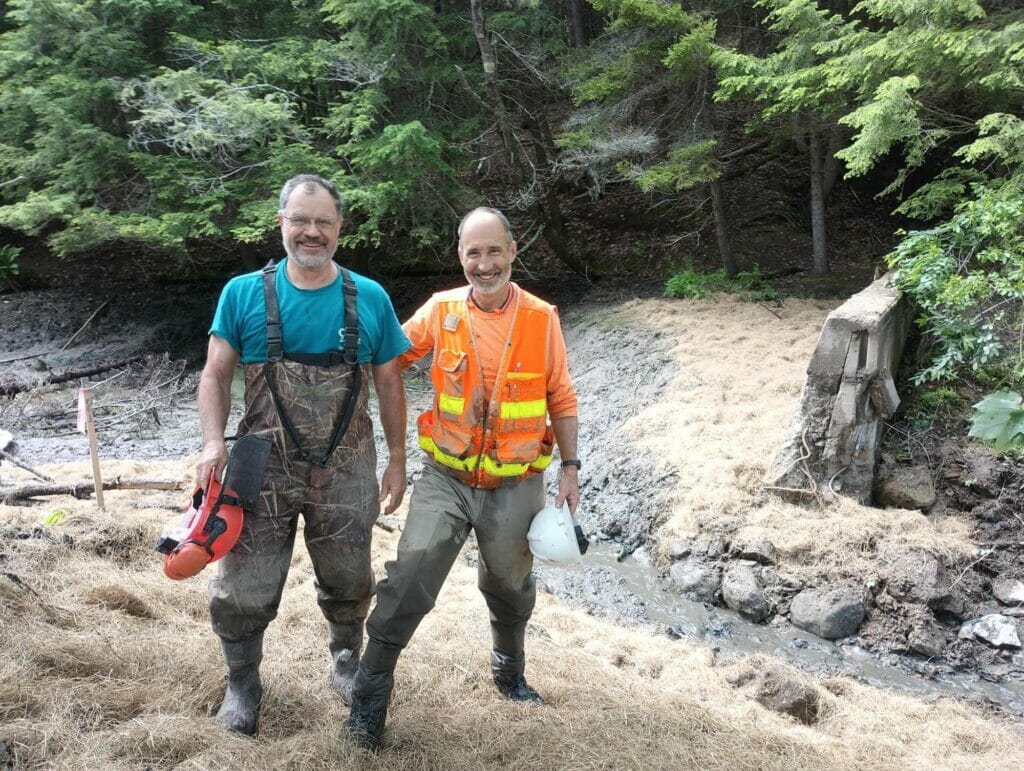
[195,174,410,736]
[209,258,410,367]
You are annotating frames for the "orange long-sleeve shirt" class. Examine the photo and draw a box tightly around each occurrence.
[399,283,578,419]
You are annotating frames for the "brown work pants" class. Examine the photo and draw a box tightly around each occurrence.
[367,461,544,657]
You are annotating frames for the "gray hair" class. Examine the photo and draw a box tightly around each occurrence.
[458,206,513,244]
[278,174,343,216]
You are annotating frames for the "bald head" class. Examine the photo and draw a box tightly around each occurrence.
[458,207,513,245]
[457,207,517,310]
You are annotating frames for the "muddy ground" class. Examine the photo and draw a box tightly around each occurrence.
[1,269,1022,718]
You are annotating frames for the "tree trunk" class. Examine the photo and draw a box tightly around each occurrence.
[822,125,844,202]
[701,71,736,277]
[808,126,829,274]
[529,116,592,276]
[567,0,587,47]
[791,113,806,152]
[469,0,517,164]
[709,179,737,277]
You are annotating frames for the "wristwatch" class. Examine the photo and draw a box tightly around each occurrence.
[560,459,582,471]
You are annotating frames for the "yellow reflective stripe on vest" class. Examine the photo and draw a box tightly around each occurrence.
[530,453,553,471]
[500,399,547,420]
[505,371,542,380]
[480,448,554,477]
[418,435,478,472]
[438,393,465,415]
[419,436,553,478]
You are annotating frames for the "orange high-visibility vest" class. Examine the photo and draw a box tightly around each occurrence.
[416,286,555,489]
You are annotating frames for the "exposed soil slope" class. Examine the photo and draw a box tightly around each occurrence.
[1,283,1023,767]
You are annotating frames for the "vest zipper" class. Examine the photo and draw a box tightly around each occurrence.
[465,286,521,484]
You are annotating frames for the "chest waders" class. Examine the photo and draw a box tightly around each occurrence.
[209,261,382,735]
[261,260,361,467]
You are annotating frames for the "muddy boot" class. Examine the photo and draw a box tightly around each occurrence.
[214,633,264,736]
[344,641,400,752]
[327,621,363,706]
[491,649,543,704]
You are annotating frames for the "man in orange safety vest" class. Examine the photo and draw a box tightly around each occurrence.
[345,206,581,751]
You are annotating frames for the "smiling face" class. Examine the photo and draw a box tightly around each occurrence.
[458,211,516,307]
[278,184,342,270]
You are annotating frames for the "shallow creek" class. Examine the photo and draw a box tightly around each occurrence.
[536,543,1024,717]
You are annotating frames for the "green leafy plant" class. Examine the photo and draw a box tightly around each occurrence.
[0,244,21,287]
[664,264,776,301]
[969,391,1024,454]
[665,265,720,299]
[888,179,1024,385]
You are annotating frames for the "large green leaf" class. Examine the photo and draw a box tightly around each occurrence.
[969,391,1024,453]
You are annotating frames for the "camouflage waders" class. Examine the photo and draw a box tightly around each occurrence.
[208,359,379,643]
[209,264,378,713]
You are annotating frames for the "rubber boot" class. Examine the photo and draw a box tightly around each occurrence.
[214,633,264,736]
[491,649,543,704]
[327,621,363,706]
[344,640,400,752]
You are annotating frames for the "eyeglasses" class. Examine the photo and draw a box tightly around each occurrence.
[280,215,340,230]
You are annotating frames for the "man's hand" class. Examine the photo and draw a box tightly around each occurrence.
[379,456,407,515]
[196,335,239,491]
[196,439,229,491]
[372,358,408,515]
[555,466,580,515]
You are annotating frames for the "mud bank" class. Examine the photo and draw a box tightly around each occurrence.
[2,284,1023,717]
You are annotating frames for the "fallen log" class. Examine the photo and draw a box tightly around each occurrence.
[0,358,141,398]
[2,477,183,505]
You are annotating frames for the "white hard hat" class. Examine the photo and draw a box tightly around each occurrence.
[528,503,582,564]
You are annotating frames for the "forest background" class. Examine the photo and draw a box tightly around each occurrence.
[1,0,1022,409]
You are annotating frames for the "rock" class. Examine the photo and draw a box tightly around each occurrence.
[789,587,865,640]
[972,614,1022,649]
[722,564,770,622]
[878,544,950,608]
[754,664,820,725]
[667,540,691,560]
[669,559,721,603]
[972,499,1007,523]
[961,445,1005,498]
[734,535,777,565]
[874,466,936,511]
[908,621,947,658]
[707,537,728,559]
[958,620,977,640]
[993,576,1024,606]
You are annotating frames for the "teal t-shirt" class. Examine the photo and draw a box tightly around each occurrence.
[209,259,411,365]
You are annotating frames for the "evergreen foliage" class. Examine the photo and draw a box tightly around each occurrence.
[564,0,716,193]
[0,0,468,264]
[0,0,1019,313]
[887,178,1024,385]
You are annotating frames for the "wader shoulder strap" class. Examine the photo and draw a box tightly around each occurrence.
[259,261,363,467]
[262,260,283,362]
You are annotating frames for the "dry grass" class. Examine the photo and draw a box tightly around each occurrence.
[1,465,1022,770]
[2,295,1022,768]
[604,295,978,580]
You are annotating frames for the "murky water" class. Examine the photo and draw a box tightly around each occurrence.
[537,543,1024,716]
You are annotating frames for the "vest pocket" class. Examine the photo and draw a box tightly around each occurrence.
[435,349,467,417]
[418,410,474,461]
[499,373,547,435]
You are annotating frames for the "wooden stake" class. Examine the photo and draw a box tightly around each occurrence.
[78,387,105,510]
